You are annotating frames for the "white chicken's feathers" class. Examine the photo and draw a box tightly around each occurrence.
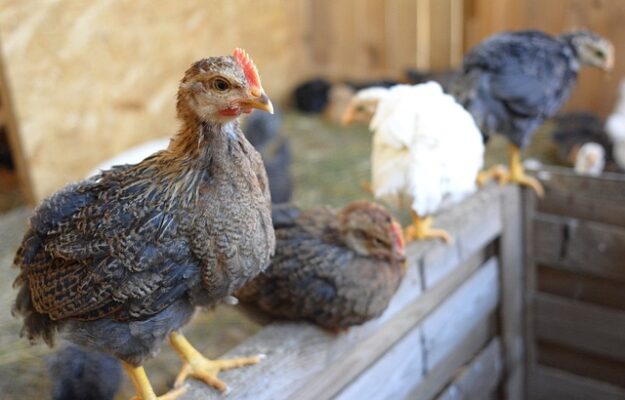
[605,79,625,170]
[368,82,484,216]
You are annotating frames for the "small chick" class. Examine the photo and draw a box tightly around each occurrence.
[237,201,406,331]
[574,143,605,176]
[47,345,122,400]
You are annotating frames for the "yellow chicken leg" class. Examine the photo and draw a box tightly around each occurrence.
[404,212,452,243]
[169,331,263,394]
[502,144,544,197]
[477,164,508,187]
[123,362,187,400]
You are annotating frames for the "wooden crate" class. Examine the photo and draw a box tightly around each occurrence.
[176,184,525,400]
[526,166,625,399]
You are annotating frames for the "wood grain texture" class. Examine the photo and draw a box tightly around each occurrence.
[528,365,625,400]
[531,166,625,227]
[179,187,505,400]
[435,338,503,400]
[533,213,625,282]
[534,293,625,363]
[0,0,309,201]
[537,341,625,388]
[537,265,625,312]
[498,185,526,400]
[410,314,495,400]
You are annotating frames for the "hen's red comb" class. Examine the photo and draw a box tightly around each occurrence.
[233,48,262,91]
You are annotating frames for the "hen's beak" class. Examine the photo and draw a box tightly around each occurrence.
[341,107,354,126]
[241,89,274,114]
[603,44,615,71]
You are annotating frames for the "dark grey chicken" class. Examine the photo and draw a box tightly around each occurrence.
[243,108,293,203]
[12,48,275,400]
[48,345,122,400]
[237,201,406,331]
[452,30,614,195]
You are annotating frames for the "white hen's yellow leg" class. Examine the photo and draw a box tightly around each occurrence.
[503,144,544,197]
[169,331,263,393]
[123,362,187,400]
[404,212,452,243]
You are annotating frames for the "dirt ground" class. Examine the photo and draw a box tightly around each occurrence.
[0,112,557,399]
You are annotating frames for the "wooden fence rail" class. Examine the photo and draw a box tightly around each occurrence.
[526,166,625,398]
[177,184,525,400]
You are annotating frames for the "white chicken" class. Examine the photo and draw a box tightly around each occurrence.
[606,79,625,171]
[342,82,484,242]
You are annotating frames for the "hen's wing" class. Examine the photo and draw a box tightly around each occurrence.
[14,168,200,322]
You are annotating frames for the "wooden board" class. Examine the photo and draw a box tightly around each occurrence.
[422,258,499,369]
[498,185,525,400]
[537,341,625,388]
[534,293,625,363]
[0,0,310,202]
[436,338,503,400]
[533,213,625,282]
[537,265,625,312]
[532,167,625,227]
[528,365,625,400]
[409,315,495,400]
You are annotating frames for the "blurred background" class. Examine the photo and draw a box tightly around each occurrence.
[0,0,623,398]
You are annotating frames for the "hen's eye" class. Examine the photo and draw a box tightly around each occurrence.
[212,78,230,92]
[355,105,366,112]
[594,50,604,59]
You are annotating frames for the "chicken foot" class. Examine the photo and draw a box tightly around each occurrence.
[169,331,264,394]
[123,362,187,400]
[404,212,452,243]
[477,165,508,187]
[500,144,544,197]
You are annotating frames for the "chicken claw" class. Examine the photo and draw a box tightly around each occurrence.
[404,213,452,243]
[123,362,187,400]
[477,165,507,187]
[169,331,263,393]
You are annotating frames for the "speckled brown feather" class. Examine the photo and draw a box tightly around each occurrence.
[13,54,275,349]
[237,201,405,330]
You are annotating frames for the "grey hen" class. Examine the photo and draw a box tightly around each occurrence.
[452,30,613,195]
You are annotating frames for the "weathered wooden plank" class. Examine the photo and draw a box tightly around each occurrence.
[409,314,495,400]
[333,322,424,400]
[537,265,625,312]
[531,165,625,227]
[423,258,499,368]
[186,187,504,400]
[532,166,625,203]
[523,187,538,386]
[334,257,499,400]
[537,341,625,389]
[534,213,625,282]
[435,338,503,400]
[534,293,625,363]
[498,185,525,400]
[528,365,625,400]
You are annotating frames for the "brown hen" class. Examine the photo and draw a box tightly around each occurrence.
[12,49,275,399]
[237,201,406,331]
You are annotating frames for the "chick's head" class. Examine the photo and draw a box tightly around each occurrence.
[177,48,273,124]
[338,200,405,262]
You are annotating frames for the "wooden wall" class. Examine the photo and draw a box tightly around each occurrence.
[0,0,310,203]
[464,0,625,117]
[305,0,463,80]
[526,167,625,399]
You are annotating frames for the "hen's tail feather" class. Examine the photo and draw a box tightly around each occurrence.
[13,284,57,346]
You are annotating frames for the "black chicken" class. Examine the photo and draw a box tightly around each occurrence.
[243,108,293,203]
[452,30,614,195]
[48,345,122,400]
